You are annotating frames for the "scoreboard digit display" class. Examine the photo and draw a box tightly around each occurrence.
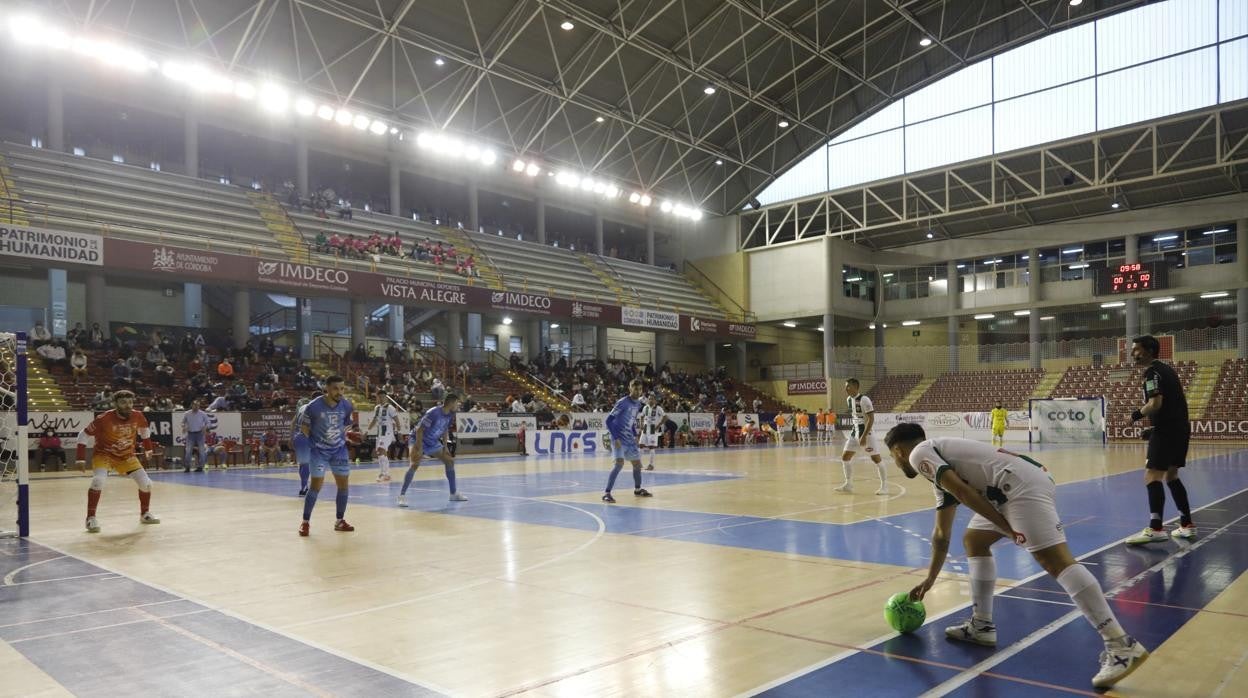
[1096,262,1168,295]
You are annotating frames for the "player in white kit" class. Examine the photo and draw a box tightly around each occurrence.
[364,390,401,483]
[639,395,665,471]
[884,423,1149,690]
[836,378,887,495]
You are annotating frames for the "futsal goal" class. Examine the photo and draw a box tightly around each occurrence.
[1028,397,1106,445]
[0,331,29,538]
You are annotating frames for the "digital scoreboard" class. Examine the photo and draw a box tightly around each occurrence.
[1096,262,1168,295]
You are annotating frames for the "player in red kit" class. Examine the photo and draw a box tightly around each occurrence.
[75,390,161,532]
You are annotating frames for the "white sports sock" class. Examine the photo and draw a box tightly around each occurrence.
[648,449,655,466]
[968,556,996,622]
[378,455,390,476]
[1056,564,1125,643]
[874,459,887,487]
[841,459,853,483]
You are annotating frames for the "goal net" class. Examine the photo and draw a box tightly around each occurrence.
[1029,397,1106,444]
[0,331,29,538]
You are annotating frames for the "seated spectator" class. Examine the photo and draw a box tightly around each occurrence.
[70,348,89,383]
[431,377,445,402]
[125,354,144,379]
[570,391,586,408]
[315,231,328,252]
[229,381,248,399]
[255,364,279,391]
[217,357,235,379]
[111,358,132,387]
[92,387,114,411]
[351,343,368,363]
[37,340,68,368]
[29,321,52,347]
[205,391,231,412]
[145,344,165,367]
[154,360,176,388]
[270,389,290,409]
[258,430,282,465]
[88,322,105,349]
[37,428,65,471]
[151,395,176,411]
[66,322,85,348]
[295,363,317,389]
[259,336,276,359]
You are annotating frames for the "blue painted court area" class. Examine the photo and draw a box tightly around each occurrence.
[761,488,1248,696]
[153,447,1248,581]
[0,539,443,697]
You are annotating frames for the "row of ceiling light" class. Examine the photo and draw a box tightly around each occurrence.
[6,13,705,222]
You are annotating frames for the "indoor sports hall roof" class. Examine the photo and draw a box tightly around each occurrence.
[20,0,1148,216]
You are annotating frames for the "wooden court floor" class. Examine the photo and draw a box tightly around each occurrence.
[3,439,1247,697]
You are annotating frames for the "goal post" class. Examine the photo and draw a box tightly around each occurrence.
[1029,397,1106,445]
[1,331,30,538]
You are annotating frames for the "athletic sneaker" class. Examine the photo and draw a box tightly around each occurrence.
[449,492,468,502]
[376,474,392,483]
[140,512,161,524]
[645,464,655,471]
[1125,527,1170,545]
[85,516,100,533]
[183,467,190,473]
[298,487,308,497]
[634,488,653,497]
[833,482,854,494]
[334,519,355,532]
[875,486,889,496]
[298,521,310,537]
[602,493,616,503]
[945,618,997,647]
[194,467,204,473]
[397,495,409,508]
[1092,637,1149,689]
[1171,524,1196,540]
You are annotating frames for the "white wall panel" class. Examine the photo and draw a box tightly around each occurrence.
[1221,37,1248,103]
[828,129,904,190]
[1097,48,1218,130]
[904,61,993,124]
[905,107,992,173]
[748,245,827,319]
[993,24,1095,100]
[1096,0,1216,72]
[756,146,828,205]
[994,80,1096,153]
[1220,0,1248,41]
[831,100,905,144]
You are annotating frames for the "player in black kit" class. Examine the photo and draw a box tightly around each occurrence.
[1125,335,1196,544]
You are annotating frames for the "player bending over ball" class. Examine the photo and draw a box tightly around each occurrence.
[76,390,160,532]
[398,393,468,506]
[296,377,355,536]
[602,379,653,503]
[884,423,1148,690]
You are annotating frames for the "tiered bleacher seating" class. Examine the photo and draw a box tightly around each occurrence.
[464,230,608,300]
[910,369,1044,412]
[1202,358,1247,419]
[597,255,727,318]
[865,374,922,412]
[1049,361,1199,427]
[3,143,283,256]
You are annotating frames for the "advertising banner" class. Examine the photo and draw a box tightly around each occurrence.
[457,413,501,439]
[621,306,680,331]
[0,225,102,265]
[787,378,827,395]
[687,412,716,431]
[569,412,607,430]
[498,413,537,435]
[242,411,296,441]
[524,429,612,456]
[24,411,93,448]
[171,410,241,446]
[144,411,177,447]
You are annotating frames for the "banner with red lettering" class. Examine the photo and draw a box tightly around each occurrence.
[787,378,827,395]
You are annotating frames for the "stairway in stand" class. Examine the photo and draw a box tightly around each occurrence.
[578,254,629,305]
[893,377,937,413]
[1030,369,1064,400]
[306,358,372,407]
[1187,362,1220,418]
[25,361,68,411]
[0,154,29,225]
[442,229,505,291]
[247,192,308,263]
[506,369,571,411]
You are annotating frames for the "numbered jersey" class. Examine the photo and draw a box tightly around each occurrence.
[640,405,666,434]
[370,404,398,437]
[846,394,874,435]
[908,437,1049,510]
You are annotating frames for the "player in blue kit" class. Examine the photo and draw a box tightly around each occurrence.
[602,379,653,503]
[296,377,355,536]
[398,393,468,506]
[290,395,315,496]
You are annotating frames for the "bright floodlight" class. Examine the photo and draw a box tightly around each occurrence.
[335,109,353,126]
[525,163,540,177]
[660,201,673,213]
[580,178,595,192]
[369,120,388,135]
[9,15,45,44]
[628,192,641,204]
[560,19,574,30]
[434,57,445,66]
[480,149,497,165]
[316,104,334,120]
[691,209,703,221]
[259,84,289,113]
[919,37,933,47]
[416,131,433,148]
[604,184,619,198]
[512,159,526,172]
[464,144,480,161]
[592,181,606,194]
[778,119,790,128]
[235,82,257,100]
[502,316,513,325]
[703,85,716,95]
[294,98,316,116]
[389,127,399,134]
[352,114,370,130]
[595,116,604,123]
[639,194,651,207]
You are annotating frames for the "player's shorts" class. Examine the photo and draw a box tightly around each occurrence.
[292,433,311,463]
[420,438,445,457]
[991,425,1006,437]
[93,455,143,475]
[640,432,660,447]
[1146,426,1190,471]
[611,434,641,462]
[798,426,809,434]
[375,434,395,452]
[842,430,880,456]
[309,451,351,478]
[966,462,1065,553]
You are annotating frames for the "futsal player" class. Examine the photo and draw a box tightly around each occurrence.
[885,423,1149,690]
[989,401,1008,446]
[364,390,401,483]
[1125,335,1196,544]
[815,409,827,443]
[290,395,313,496]
[639,394,665,471]
[398,393,468,506]
[836,378,887,495]
[75,390,160,532]
[602,379,652,503]
[296,376,355,536]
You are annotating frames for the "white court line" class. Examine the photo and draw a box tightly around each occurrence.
[737,485,1248,697]
[11,609,211,644]
[4,571,117,587]
[2,555,66,586]
[919,508,1248,697]
[0,599,185,630]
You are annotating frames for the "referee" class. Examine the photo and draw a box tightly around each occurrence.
[1125,335,1196,544]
